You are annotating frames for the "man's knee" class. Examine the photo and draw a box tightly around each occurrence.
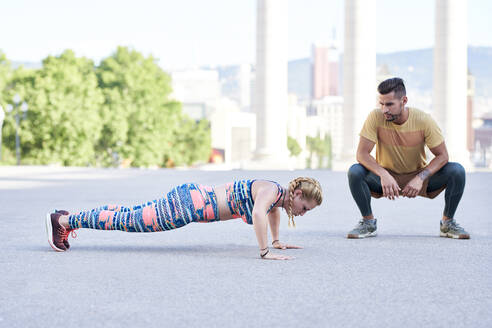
[348,163,366,182]
[445,162,466,181]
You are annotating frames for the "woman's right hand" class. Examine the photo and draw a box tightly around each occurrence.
[261,252,293,260]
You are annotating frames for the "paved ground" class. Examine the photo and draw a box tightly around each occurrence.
[0,166,491,328]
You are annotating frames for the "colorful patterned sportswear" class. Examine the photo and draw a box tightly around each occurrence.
[68,180,284,232]
[225,179,283,224]
[68,183,219,232]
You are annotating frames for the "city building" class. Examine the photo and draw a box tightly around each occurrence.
[473,114,492,168]
[170,68,220,120]
[217,64,252,110]
[301,96,344,169]
[312,40,339,99]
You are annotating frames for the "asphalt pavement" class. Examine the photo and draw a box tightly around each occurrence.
[0,166,491,328]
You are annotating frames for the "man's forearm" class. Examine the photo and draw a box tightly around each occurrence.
[357,152,389,178]
[418,154,448,180]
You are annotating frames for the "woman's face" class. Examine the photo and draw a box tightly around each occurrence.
[291,190,318,216]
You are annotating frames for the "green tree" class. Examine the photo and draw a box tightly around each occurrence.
[0,52,13,163]
[0,52,12,100]
[1,66,35,164]
[96,46,210,167]
[321,133,332,169]
[287,136,302,157]
[11,50,104,165]
[306,132,332,169]
[169,118,211,167]
[97,47,177,166]
[1,47,211,167]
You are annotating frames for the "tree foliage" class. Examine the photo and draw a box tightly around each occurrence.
[170,118,211,167]
[0,51,13,162]
[0,52,11,99]
[287,136,302,157]
[306,133,332,169]
[96,46,178,167]
[0,47,211,167]
[95,46,210,167]
[8,51,103,165]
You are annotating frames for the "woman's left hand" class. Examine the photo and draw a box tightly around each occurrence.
[272,240,303,250]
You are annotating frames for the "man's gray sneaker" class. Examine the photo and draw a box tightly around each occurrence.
[440,219,470,239]
[347,219,377,239]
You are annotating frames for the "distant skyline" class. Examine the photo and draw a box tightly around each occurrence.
[1,0,491,70]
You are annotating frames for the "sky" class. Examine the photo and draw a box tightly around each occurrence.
[1,0,491,70]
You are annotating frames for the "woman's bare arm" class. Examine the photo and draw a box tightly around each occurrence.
[252,183,292,260]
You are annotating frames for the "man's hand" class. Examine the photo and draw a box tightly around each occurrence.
[402,176,424,198]
[380,172,401,200]
[272,240,303,250]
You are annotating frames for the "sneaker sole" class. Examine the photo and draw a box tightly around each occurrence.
[347,231,377,239]
[440,232,470,239]
[45,212,66,252]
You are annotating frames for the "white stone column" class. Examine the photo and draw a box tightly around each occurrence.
[253,0,289,165]
[341,0,376,164]
[434,0,469,165]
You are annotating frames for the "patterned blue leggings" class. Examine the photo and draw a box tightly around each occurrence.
[68,183,219,232]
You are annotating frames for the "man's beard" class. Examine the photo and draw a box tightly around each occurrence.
[385,105,403,121]
[385,113,399,121]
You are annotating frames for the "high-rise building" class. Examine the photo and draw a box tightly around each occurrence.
[312,39,339,99]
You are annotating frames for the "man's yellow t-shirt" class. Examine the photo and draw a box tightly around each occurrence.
[359,107,444,174]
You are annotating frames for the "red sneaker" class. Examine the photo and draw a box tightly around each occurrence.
[54,210,77,249]
[45,212,67,252]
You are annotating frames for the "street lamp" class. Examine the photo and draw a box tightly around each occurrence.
[7,94,28,165]
[18,102,28,165]
[21,102,28,115]
[13,94,21,106]
[5,104,13,162]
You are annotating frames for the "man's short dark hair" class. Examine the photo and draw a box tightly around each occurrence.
[377,77,406,98]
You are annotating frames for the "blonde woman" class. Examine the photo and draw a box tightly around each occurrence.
[46,177,322,260]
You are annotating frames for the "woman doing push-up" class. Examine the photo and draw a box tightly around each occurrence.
[46,177,322,260]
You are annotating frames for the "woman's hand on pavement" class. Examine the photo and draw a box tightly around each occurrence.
[272,240,303,250]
